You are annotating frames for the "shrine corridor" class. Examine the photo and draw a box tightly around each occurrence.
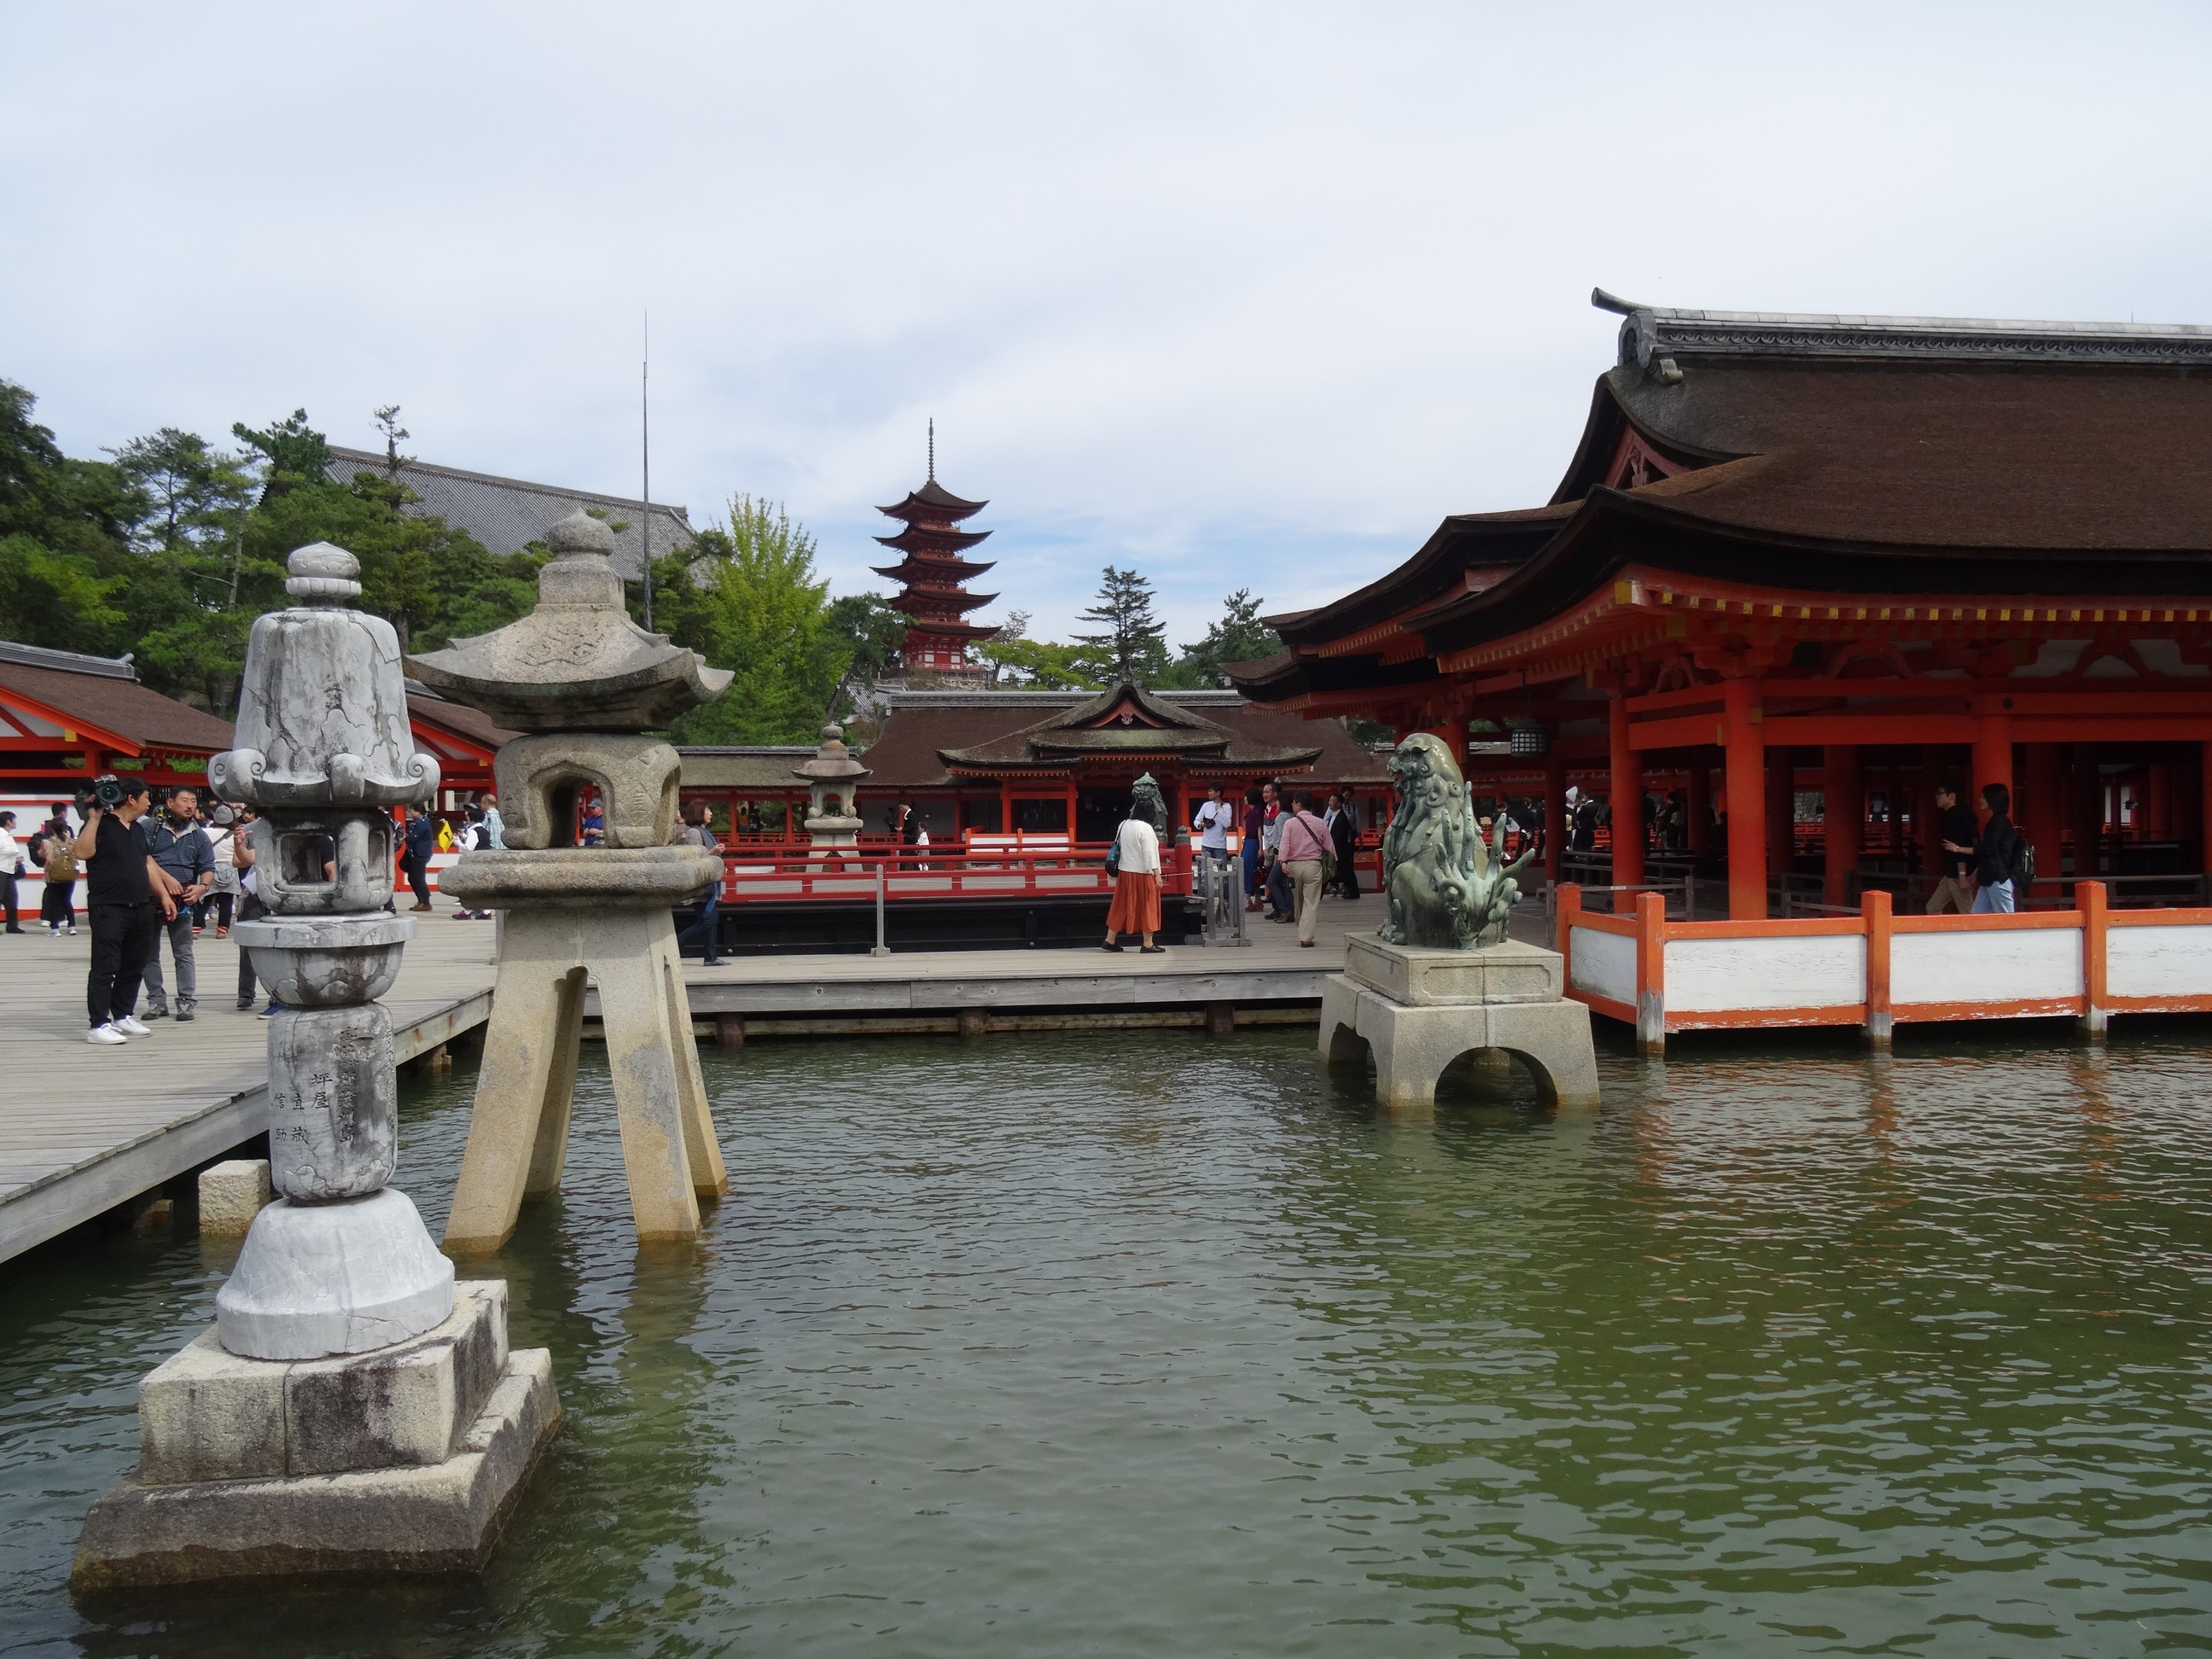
[10,1024,2212,1653]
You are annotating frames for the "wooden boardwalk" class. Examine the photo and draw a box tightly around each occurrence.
[0,905,498,1262]
[646,893,1379,1035]
[3,885,1530,1263]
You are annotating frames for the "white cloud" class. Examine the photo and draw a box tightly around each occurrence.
[3,2,2207,643]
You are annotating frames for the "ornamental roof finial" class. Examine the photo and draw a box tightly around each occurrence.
[927,417,935,482]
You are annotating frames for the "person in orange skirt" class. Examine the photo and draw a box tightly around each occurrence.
[1103,802,1163,953]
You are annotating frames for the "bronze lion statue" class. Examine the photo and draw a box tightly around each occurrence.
[1377,732,1531,949]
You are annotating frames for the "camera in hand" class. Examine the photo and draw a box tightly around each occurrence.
[78,775,131,813]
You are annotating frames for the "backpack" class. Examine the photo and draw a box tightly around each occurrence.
[43,835,77,883]
[2009,829,2036,888]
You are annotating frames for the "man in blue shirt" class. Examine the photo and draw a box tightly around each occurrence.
[139,784,214,1021]
[401,805,437,911]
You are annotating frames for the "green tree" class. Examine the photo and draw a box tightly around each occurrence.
[1073,565,1169,685]
[655,495,851,744]
[1175,587,1284,688]
[108,428,254,554]
[230,409,332,495]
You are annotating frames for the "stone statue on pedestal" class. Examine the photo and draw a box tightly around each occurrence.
[409,510,731,1254]
[73,543,558,1592]
[1319,731,1598,1115]
[1377,731,1534,950]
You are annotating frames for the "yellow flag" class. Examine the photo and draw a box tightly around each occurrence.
[435,818,457,853]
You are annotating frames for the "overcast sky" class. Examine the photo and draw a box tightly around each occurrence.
[6,3,2209,644]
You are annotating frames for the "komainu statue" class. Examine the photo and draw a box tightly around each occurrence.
[1377,732,1532,949]
[1130,771,1168,834]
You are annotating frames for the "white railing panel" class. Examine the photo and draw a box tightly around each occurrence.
[1569,926,1636,1005]
[1667,934,1865,1013]
[2109,925,2212,1000]
[1893,925,2083,1006]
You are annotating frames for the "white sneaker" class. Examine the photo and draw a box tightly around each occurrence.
[87,1022,127,1045]
[113,1015,153,1037]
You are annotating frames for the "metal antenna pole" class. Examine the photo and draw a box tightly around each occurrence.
[641,311,653,632]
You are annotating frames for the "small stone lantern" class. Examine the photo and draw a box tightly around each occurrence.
[795,724,869,851]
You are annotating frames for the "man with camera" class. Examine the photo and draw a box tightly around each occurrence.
[69,776,177,1046]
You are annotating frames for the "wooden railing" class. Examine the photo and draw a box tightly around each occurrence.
[715,843,1194,904]
[1558,880,2212,1052]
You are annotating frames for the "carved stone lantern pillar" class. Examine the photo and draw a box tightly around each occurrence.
[73,544,559,1592]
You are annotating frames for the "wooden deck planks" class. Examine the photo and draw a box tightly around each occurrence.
[0,904,499,1261]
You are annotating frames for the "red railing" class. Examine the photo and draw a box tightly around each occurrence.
[716,842,1194,904]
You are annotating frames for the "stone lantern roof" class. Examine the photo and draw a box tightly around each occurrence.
[406,510,730,732]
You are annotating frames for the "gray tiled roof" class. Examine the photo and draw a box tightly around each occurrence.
[326,447,696,582]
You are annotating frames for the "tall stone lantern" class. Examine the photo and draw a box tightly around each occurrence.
[73,544,559,1592]
[409,509,732,1254]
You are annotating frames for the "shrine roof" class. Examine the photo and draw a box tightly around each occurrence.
[0,642,235,754]
[856,687,1382,788]
[675,747,820,792]
[405,688,518,755]
[1242,293,2212,694]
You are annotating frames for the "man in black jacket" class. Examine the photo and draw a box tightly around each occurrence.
[1925,783,1980,914]
[1971,782,2020,913]
[72,778,177,1045]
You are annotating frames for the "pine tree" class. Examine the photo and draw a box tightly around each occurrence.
[1073,565,1169,686]
[1176,588,1283,688]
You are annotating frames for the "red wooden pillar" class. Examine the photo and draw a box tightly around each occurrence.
[2202,742,2212,876]
[1543,755,1566,885]
[1609,692,1644,890]
[1822,744,1860,909]
[2023,743,2062,905]
[2070,747,2103,881]
[1766,747,1796,878]
[1862,887,1893,1048]
[2149,761,2174,840]
[1685,755,1711,858]
[1064,780,1078,841]
[1724,678,1767,920]
[1972,713,2013,824]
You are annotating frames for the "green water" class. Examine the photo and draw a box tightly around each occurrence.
[7,1027,2212,1656]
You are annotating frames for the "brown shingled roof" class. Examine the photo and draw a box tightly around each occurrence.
[0,657,234,753]
[1590,358,2212,551]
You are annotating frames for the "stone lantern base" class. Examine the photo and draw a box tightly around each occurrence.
[1318,934,1601,1114]
[70,1284,558,1592]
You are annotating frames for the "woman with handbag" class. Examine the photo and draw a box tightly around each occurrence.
[1103,800,1163,954]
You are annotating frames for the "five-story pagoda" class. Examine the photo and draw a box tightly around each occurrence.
[875,428,998,681]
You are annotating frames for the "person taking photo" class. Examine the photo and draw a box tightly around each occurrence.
[73,777,175,1045]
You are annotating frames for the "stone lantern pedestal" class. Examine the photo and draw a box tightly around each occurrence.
[71,544,557,1593]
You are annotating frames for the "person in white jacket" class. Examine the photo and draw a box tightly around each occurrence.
[0,812,23,934]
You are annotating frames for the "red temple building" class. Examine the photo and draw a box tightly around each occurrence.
[1233,291,2212,923]
[875,439,998,682]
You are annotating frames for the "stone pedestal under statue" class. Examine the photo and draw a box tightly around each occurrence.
[1319,934,1600,1114]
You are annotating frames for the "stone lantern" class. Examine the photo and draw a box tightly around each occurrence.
[408,509,731,1254]
[795,723,869,851]
[73,544,558,1592]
